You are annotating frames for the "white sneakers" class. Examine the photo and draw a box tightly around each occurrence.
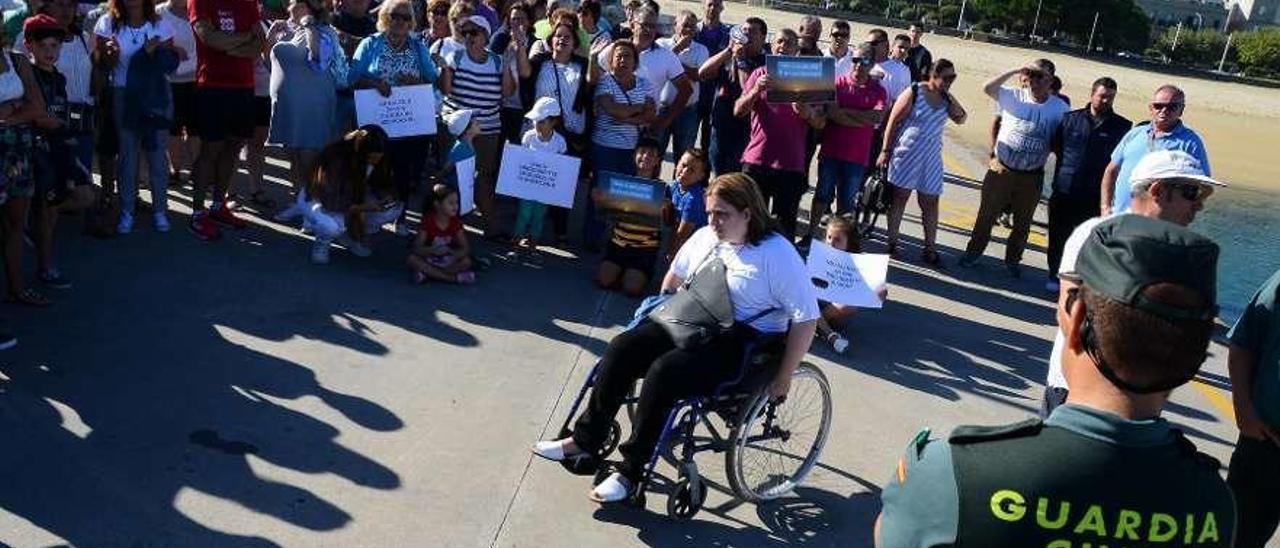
[1045,279,1061,293]
[532,440,573,461]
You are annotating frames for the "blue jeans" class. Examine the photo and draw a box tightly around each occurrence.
[815,157,867,215]
[657,106,699,164]
[114,89,170,215]
[709,101,749,176]
[584,143,636,246]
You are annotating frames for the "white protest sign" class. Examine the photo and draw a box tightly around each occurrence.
[807,241,889,308]
[495,143,581,208]
[354,84,437,138]
[456,157,476,216]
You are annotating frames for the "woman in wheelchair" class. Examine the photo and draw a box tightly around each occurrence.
[533,173,819,503]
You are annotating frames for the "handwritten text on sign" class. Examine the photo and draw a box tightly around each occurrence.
[806,241,889,308]
[495,143,581,208]
[354,84,437,138]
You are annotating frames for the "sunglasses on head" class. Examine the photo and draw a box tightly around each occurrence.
[1151,102,1184,111]
[390,12,413,22]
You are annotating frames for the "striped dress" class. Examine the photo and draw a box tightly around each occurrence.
[443,51,504,134]
[887,86,951,196]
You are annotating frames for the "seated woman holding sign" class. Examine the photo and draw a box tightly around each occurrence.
[814,215,887,354]
[534,173,819,503]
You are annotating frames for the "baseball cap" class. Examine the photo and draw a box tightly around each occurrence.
[466,15,491,37]
[22,14,65,42]
[1073,214,1219,320]
[1128,149,1226,191]
[525,97,561,122]
[443,109,475,137]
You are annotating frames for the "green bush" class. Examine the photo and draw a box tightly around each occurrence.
[1235,29,1280,77]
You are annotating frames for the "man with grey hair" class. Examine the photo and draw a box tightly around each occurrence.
[959,59,1069,277]
[1100,84,1211,215]
[1039,149,1225,417]
[797,14,822,56]
[656,10,709,163]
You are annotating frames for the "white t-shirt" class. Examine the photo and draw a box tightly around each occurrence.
[534,59,585,135]
[521,127,566,155]
[994,86,1070,171]
[597,41,686,105]
[93,14,175,88]
[871,59,910,106]
[655,37,707,108]
[1046,216,1105,389]
[826,45,852,78]
[670,226,820,334]
[155,2,197,82]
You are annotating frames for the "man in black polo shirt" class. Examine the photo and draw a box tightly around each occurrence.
[876,214,1236,548]
[1047,77,1132,292]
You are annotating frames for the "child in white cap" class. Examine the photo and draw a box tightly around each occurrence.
[512,97,567,251]
[437,108,480,193]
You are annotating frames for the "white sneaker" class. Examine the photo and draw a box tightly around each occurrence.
[310,240,331,264]
[827,332,849,354]
[531,440,572,461]
[336,235,373,257]
[589,472,634,503]
[153,212,170,233]
[117,211,134,234]
[1045,279,1061,293]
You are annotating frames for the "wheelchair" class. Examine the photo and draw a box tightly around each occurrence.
[553,335,834,519]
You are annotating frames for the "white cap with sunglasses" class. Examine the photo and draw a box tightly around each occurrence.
[1129,150,1226,190]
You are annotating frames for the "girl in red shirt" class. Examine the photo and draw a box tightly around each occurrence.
[408,184,476,284]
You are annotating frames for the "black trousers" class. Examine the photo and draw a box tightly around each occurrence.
[1228,435,1280,547]
[572,321,765,481]
[1047,191,1099,278]
[744,163,806,241]
[388,135,433,214]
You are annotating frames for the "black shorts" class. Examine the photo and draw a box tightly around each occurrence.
[603,242,658,278]
[254,95,271,127]
[196,87,255,142]
[170,81,198,136]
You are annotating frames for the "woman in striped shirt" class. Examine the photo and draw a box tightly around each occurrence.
[440,15,515,240]
[583,39,652,248]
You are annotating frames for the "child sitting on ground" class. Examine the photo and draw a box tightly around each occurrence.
[513,97,567,251]
[595,139,662,297]
[408,184,476,285]
[663,148,709,262]
[817,215,887,353]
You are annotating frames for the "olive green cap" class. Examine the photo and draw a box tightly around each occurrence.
[1072,214,1219,321]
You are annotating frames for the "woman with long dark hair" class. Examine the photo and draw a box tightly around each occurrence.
[533,173,819,503]
[300,125,401,264]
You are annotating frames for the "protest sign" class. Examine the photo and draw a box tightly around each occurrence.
[807,241,889,308]
[495,144,581,208]
[456,157,476,216]
[765,55,835,103]
[592,171,665,226]
[355,84,437,138]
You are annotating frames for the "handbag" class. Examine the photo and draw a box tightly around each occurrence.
[647,256,735,349]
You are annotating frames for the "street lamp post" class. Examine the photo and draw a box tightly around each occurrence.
[957,0,967,30]
[1031,0,1044,39]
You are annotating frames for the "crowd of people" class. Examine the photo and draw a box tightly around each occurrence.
[0,0,1276,543]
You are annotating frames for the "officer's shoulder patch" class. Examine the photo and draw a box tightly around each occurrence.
[948,419,1043,445]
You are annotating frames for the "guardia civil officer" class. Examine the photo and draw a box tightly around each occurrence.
[875,214,1236,547]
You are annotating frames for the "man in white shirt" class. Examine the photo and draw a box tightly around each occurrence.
[1041,149,1225,417]
[960,58,1069,277]
[655,10,707,164]
[595,7,691,138]
[156,0,199,184]
[866,28,908,103]
[826,20,852,76]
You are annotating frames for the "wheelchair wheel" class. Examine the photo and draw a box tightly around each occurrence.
[725,362,832,503]
[666,465,705,520]
[599,420,622,458]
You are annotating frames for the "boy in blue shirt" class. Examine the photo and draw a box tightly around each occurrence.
[663,148,709,261]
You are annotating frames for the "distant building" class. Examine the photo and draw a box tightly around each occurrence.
[1134,0,1232,31]
[1227,0,1280,28]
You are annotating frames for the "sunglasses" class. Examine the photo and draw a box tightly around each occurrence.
[1170,182,1207,201]
[431,9,448,15]
[1151,102,1184,111]
[831,32,849,39]
[390,12,413,22]
[850,56,874,67]
[868,38,886,45]
[938,73,957,82]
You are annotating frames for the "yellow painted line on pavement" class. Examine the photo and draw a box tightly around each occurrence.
[1190,379,1236,422]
